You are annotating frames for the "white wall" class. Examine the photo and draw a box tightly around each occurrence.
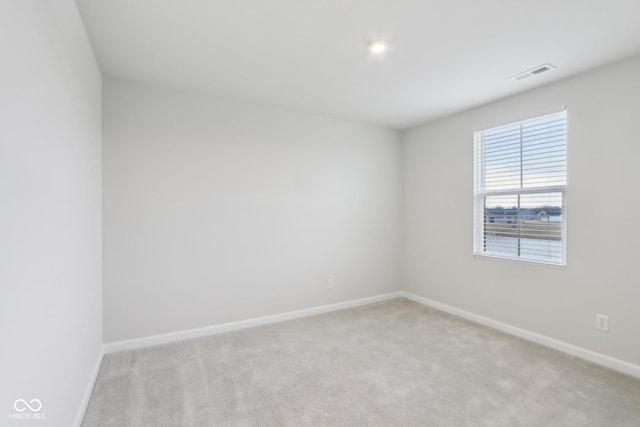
[402,55,640,366]
[0,1,102,426]
[103,80,401,342]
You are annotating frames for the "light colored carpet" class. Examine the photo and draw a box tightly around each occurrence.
[82,298,640,426]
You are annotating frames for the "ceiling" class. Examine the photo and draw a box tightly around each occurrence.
[76,0,640,129]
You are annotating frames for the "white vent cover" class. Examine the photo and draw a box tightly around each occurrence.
[510,63,556,81]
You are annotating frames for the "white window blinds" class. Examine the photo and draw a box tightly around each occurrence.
[473,110,567,265]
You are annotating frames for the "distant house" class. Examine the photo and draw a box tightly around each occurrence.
[538,208,563,222]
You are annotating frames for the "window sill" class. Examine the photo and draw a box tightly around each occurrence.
[473,253,566,269]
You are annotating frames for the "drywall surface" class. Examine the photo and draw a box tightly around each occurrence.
[103,80,401,342]
[402,55,640,366]
[0,1,103,426]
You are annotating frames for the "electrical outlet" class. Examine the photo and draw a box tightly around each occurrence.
[327,278,334,289]
[595,314,608,331]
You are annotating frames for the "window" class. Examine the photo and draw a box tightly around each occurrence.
[473,110,567,265]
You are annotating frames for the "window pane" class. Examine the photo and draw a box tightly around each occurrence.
[483,195,519,258]
[483,124,521,192]
[481,193,563,264]
[522,115,567,188]
[518,192,563,263]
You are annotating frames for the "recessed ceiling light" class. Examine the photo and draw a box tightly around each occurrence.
[368,41,388,55]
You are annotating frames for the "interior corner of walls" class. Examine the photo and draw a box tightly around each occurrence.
[74,344,105,427]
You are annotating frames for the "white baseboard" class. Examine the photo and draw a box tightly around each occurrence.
[104,292,402,354]
[74,343,105,427]
[400,291,640,379]
[102,289,640,378]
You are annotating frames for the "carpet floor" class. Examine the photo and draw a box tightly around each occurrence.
[82,298,640,426]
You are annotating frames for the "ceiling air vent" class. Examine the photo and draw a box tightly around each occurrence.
[510,63,556,81]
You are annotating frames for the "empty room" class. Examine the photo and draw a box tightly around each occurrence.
[3,0,640,426]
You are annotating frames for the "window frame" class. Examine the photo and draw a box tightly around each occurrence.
[473,110,567,267]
